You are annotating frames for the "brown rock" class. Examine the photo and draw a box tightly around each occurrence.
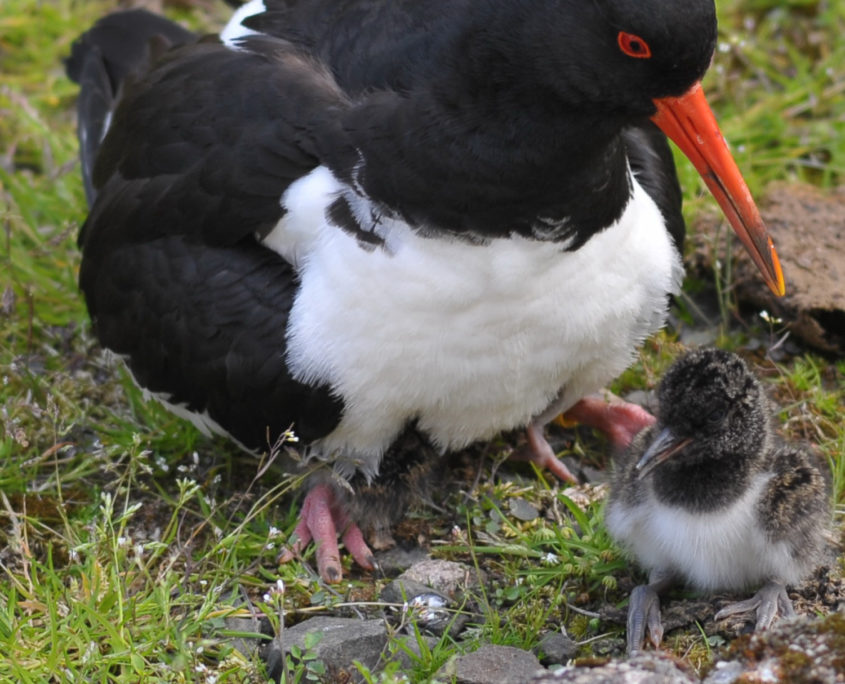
[690,182,845,353]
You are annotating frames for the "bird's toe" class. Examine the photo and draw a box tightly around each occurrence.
[714,581,794,631]
[278,483,375,583]
[519,423,578,483]
[627,584,664,654]
[562,392,655,449]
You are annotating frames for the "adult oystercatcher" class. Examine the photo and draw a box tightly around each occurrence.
[606,348,829,652]
[66,0,785,582]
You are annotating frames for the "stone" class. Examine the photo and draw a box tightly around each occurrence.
[266,616,388,684]
[374,545,431,575]
[529,652,697,683]
[438,645,545,684]
[509,497,540,521]
[534,631,578,666]
[702,612,845,684]
[399,559,486,600]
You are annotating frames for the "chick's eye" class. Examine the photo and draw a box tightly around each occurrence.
[618,31,652,59]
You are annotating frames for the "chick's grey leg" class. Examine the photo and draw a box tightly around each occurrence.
[714,580,795,631]
[627,571,674,654]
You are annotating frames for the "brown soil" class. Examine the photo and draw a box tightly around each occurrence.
[691,182,845,353]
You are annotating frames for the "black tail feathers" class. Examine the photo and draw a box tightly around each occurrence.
[65,10,194,205]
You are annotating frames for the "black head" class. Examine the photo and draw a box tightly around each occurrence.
[636,348,770,480]
[515,0,717,116]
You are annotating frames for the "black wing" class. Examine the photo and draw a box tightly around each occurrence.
[69,14,348,448]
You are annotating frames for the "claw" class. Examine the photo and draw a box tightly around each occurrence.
[713,581,794,631]
[278,483,375,583]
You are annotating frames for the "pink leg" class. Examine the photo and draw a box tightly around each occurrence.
[517,391,655,483]
[278,483,375,583]
[563,392,655,448]
[518,422,578,483]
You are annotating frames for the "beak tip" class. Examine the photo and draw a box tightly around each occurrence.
[769,239,786,297]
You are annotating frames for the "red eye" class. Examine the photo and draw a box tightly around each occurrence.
[618,31,652,59]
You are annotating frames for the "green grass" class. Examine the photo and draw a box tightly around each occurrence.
[1,0,844,681]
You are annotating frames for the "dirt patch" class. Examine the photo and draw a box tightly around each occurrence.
[690,182,845,353]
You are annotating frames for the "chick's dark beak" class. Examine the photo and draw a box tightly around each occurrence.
[635,427,692,480]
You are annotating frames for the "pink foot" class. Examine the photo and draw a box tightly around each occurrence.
[563,392,655,448]
[516,422,578,483]
[278,483,375,583]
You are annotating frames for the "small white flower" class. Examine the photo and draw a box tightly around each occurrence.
[541,552,559,566]
[760,310,783,325]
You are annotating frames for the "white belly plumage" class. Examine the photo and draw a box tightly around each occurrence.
[262,165,683,477]
[605,473,805,590]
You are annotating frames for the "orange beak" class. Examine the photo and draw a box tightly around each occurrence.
[652,83,785,297]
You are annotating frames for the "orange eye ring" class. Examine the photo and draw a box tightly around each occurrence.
[618,31,652,59]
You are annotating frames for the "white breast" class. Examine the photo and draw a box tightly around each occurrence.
[605,473,806,590]
[263,166,683,475]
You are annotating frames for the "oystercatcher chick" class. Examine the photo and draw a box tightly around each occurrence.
[606,348,830,653]
[66,0,785,583]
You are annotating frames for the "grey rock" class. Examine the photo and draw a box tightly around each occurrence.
[509,497,540,521]
[534,631,578,666]
[438,645,545,684]
[400,559,486,600]
[529,652,696,683]
[374,545,431,575]
[701,660,746,684]
[273,616,388,683]
[702,613,845,684]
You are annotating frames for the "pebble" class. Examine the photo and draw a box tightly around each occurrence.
[534,631,578,666]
